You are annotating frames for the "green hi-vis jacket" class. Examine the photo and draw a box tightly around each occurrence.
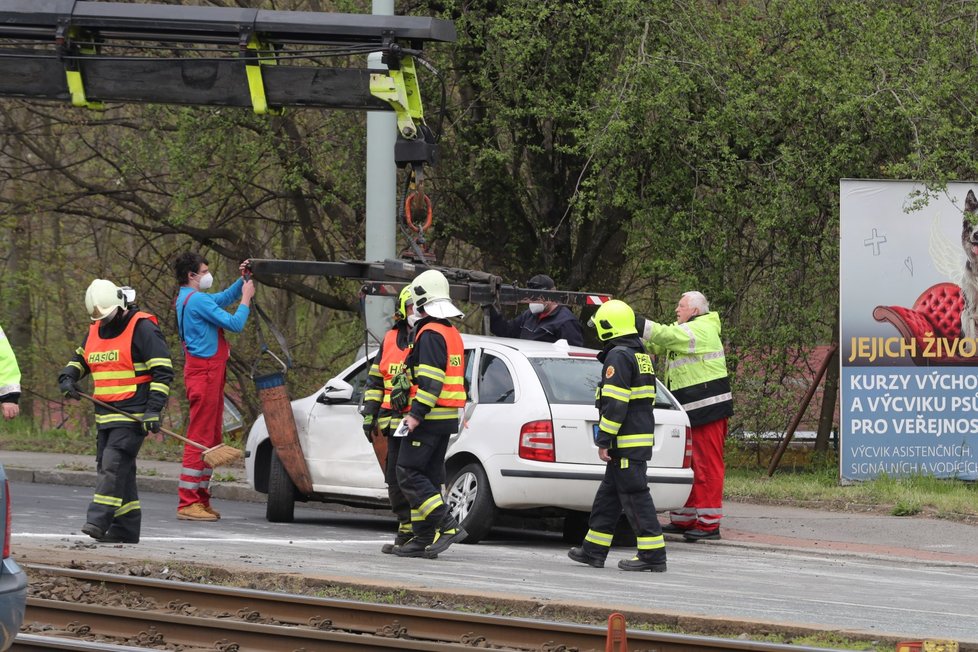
[642,311,733,428]
[0,325,21,405]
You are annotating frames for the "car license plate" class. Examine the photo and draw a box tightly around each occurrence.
[592,423,600,444]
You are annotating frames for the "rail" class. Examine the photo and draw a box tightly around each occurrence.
[19,564,852,652]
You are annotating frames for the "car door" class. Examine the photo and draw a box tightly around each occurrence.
[303,358,386,492]
[453,348,523,457]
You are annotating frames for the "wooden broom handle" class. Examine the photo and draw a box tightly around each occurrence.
[78,392,208,452]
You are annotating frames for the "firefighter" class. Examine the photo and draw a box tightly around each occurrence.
[173,252,255,522]
[391,269,467,558]
[361,285,415,553]
[568,299,666,572]
[638,291,733,541]
[0,323,21,420]
[59,279,173,544]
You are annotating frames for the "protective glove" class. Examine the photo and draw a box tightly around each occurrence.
[142,411,161,434]
[389,372,412,413]
[362,414,375,441]
[59,378,81,401]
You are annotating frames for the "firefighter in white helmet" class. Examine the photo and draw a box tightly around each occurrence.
[390,269,467,558]
[58,279,173,544]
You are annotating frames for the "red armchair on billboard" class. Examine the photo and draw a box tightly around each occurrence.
[872,282,974,365]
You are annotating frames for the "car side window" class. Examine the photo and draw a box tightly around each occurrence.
[463,348,476,399]
[345,360,370,405]
[478,353,515,404]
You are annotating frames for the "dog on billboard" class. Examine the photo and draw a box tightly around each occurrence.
[961,189,978,340]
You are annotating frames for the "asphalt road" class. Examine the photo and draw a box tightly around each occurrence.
[9,481,978,645]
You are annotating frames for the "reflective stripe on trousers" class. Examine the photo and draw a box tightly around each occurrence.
[86,425,144,541]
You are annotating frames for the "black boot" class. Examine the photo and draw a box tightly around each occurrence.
[424,524,467,558]
[567,546,605,568]
[617,556,666,572]
[393,537,434,558]
[381,530,413,555]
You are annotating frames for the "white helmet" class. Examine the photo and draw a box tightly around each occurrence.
[85,279,126,321]
[411,269,463,319]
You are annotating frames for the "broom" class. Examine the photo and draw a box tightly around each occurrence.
[79,392,244,467]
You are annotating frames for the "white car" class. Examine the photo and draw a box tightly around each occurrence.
[245,334,693,543]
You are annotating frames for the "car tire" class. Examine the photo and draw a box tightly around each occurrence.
[446,462,495,543]
[266,448,296,523]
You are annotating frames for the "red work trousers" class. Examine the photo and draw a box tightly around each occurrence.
[179,340,228,510]
[670,417,728,532]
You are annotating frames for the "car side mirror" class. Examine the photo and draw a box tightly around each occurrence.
[316,377,354,404]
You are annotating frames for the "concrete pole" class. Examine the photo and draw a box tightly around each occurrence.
[363,0,397,352]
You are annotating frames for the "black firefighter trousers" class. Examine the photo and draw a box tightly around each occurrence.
[395,424,456,544]
[86,425,145,541]
[581,458,666,564]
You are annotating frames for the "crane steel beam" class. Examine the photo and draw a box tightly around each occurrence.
[0,1,455,46]
[0,1,454,111]
[248,258,613,308]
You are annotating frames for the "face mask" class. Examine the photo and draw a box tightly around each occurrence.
[197,272,214,290]
[528,302,546,314]
[407,313,421,328]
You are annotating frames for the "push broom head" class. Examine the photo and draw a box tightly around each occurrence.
[201,444,244,467]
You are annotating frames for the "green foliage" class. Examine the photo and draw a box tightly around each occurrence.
[6,0,978,442]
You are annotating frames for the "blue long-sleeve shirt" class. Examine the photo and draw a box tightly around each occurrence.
[176,278,250,358]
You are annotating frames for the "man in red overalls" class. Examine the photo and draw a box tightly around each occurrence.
[59,279,173,543]
[173,252,255,521]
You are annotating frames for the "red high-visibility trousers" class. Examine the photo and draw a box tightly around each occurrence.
[670,417,728,532]
[178,348,227,510]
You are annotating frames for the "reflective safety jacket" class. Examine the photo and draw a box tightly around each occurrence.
[407,318,466,431]
[0,325,21,406]
[362,323,412,430]
[59,309,174,429]
[595,334,656,461]
[642,311,733,427]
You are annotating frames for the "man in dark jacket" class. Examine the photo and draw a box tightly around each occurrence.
[484,274,584,346]
[59,279,173,544]
[568,299,666,572]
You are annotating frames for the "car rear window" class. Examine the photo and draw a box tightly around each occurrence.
[529,356,683,410]
[528,357,601,404]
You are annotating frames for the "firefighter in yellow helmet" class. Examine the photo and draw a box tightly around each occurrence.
[58,279,173,544]
[391,270,467,558]
[568,299,667,571]
[361,285,416,553]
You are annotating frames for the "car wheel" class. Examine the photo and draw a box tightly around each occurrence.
[266,448,296,523]
[446,462,495,543]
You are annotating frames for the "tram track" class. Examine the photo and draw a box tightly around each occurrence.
[17,564,850,652]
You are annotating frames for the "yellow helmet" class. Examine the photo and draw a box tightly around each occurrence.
[395,286,413,320]
[85,279,126,321]
[589,299,637,341]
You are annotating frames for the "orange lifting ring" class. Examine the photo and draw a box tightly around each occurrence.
[404,191,433,233]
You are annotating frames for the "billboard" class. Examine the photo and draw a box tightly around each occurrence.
[840,179,978,481]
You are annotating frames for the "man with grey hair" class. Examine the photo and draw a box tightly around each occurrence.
[637,290,733,541]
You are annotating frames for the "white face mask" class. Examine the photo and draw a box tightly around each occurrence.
[407,313,421,328]
[197,272,214,291]
[528,302,546,314]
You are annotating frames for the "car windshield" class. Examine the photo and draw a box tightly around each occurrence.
[528,357,601,404]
